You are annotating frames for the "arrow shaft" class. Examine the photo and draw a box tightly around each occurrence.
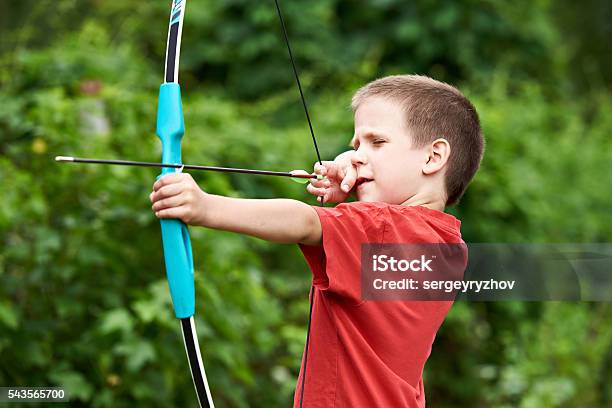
[55,156,317,179]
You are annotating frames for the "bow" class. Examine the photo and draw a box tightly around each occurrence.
[155,1,322,406]
[155,1,214,407]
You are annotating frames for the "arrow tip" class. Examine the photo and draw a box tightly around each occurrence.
[55,156,74,162]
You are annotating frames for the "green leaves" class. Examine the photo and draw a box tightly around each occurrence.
[0,0,610,406]
[0,301,18,330]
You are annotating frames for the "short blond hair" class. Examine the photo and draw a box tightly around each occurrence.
[352,74,484,206]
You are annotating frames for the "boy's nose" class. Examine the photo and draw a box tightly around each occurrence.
[352,149,368,166]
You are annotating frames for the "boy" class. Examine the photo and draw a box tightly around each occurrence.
[150,74,484,407]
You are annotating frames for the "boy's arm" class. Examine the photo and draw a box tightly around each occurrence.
[152,172,322,245]
[200,195,322,245]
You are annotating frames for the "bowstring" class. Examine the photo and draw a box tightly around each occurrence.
[274,0,323,167]
[273,1,325,406]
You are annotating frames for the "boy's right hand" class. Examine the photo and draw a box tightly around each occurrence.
[307,150,357,203]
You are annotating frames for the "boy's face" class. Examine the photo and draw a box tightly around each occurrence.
[351,97,429,204]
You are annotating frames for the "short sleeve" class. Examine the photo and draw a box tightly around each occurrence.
[299,203,386,301]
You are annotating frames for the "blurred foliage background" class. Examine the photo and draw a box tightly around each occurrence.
[0,0,611,407]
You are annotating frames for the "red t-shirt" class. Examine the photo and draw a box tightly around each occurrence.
[294,202,465,407]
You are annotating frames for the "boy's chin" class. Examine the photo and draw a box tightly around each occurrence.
[356,193,379,202]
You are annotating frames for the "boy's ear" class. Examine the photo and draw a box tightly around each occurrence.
[422,138,450,175]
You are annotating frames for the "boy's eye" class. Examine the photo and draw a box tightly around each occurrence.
[373,140,386,145]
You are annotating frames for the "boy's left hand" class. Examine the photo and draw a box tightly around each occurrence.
[150,173,207,225]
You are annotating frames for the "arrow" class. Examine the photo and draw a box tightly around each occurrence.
[55,156,322,184]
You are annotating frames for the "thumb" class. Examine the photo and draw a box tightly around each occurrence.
[340,164,357,193]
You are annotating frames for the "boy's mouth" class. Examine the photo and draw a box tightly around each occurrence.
[356,177,373,188]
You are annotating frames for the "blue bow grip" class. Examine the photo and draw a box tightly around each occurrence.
[156,83,195,319]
